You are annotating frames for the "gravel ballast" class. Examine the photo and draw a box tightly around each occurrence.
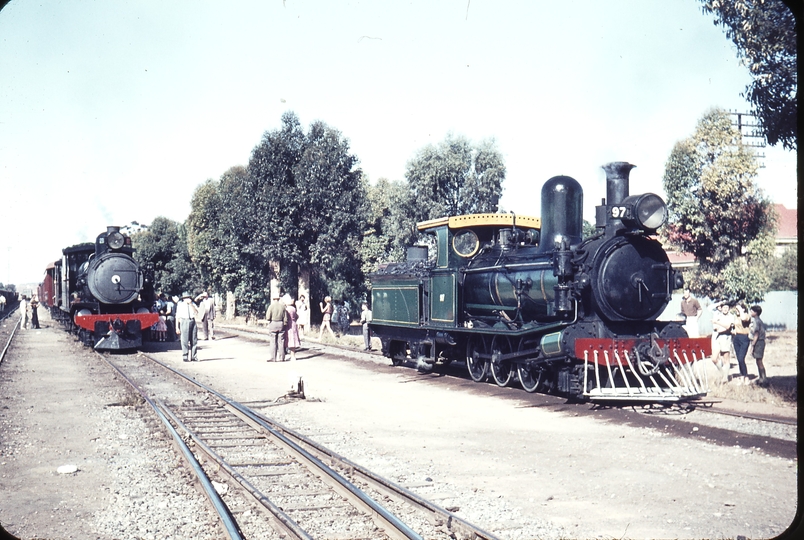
[0,312,798,539]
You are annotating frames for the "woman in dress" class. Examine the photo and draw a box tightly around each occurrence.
[296,295,310,340]
[283,296,301,361]
[318,295,337,340]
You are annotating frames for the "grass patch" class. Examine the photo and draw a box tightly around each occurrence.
[707,330,797,406]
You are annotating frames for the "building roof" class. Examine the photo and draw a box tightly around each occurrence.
[667,250,696,267]
[774,204,798,240]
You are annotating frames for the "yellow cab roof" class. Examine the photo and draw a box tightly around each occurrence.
[417,213,541,232]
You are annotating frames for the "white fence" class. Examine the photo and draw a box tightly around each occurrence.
[660,290,797,332]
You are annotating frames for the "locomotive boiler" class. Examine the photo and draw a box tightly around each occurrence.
[369,162,711,403]
[46,226,157,350]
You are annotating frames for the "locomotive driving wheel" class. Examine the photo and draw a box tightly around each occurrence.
[466,335,489,382]
[490,335,515,387]
[515,338,544,392]
[517,362,544,393]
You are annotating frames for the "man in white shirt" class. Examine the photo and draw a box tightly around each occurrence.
[175,292,199,362]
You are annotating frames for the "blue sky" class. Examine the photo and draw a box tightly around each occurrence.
[0,0,796,286]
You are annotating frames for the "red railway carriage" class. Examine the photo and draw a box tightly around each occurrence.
[38,261,57,310]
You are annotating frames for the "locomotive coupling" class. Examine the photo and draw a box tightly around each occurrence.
[633,333,668,376]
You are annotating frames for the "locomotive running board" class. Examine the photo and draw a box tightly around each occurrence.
[577,338,711,403]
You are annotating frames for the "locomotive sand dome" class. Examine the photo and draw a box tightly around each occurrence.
[370,162,711,403]
[462,175,583,321]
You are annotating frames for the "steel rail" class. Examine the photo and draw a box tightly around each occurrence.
[144,352,501,540]
[0,302,19,323]
[94,352,245,540]
[250,409,503,540]
[628,399,798,428]
[0,309,21,366]
[193,384,424,540]
[695,404,798,426]
[156,399,315,540]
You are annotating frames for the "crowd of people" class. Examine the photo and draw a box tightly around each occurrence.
[161,288,372,364]
[13,284,768,385]
[265,293,370,362]
[147,290,217,362]
[681,290,768,385]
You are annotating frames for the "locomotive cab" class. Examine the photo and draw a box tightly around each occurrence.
[419,213,543,328]
[371,213,542,365]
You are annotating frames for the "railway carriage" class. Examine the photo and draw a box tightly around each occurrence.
[0,289,16,315]
[370,162,711,403]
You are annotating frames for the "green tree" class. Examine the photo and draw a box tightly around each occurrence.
[211,165,268,317]
[244,111,367,313]
[132,217,200,297]
[582,220,596,239]
[699,0,798,149]
[768,245,798,291]
[359,178,417,278]
[405,133,505,223]
[186,177,222,289]
[662,108,775,301]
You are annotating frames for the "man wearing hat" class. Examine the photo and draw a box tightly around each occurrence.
[175,292,199,362]
[266,293,288,362]
[195,290,216,340]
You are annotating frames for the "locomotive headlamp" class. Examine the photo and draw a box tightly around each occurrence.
[107,231,125,250]
[614,193,668,232]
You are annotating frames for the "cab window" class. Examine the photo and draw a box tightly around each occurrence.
[453,230,479,257]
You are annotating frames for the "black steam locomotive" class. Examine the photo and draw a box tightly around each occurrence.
[369,162,711,403]
[44,226,157,350]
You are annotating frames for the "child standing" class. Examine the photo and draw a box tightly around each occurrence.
[154,311,168,342]
[749,305,767,384]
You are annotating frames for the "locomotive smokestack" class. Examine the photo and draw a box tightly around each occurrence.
[602,162,635,205]
[537,175,583,253]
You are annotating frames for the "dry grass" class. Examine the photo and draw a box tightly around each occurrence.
[308,326,380,350]
[706,330,797,406]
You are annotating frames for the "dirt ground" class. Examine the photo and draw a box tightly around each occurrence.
[0,311,799,540]
[705,330,798,407]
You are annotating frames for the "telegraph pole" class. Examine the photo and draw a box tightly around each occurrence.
[729,111,766,167]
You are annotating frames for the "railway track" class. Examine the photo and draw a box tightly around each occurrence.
[690,400,797,426]
[98,349,500,540]
[218,323,797,460]
[0,305,20,366]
